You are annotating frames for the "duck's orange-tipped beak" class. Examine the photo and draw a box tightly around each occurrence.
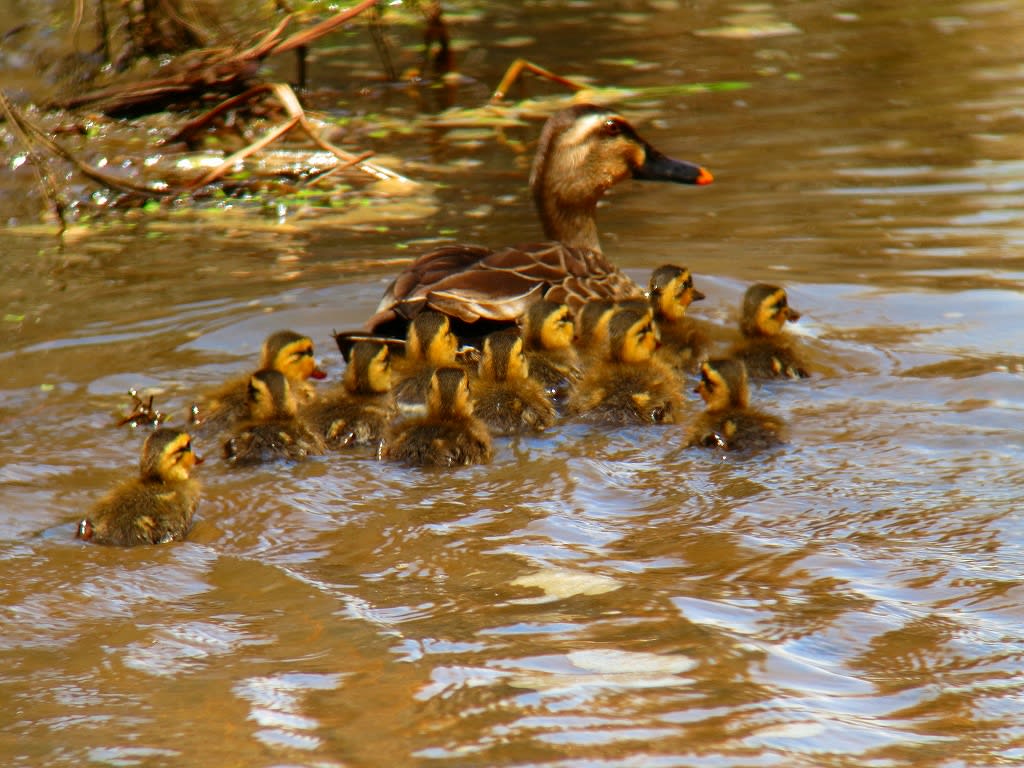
[633,146,714,187]
[311,366,328,380]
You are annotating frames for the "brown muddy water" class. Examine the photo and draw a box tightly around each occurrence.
[2,1,1023,766]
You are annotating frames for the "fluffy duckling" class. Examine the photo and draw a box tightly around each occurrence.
[380,366,493,467]
[191,330,327,436]
[473,331,557,435]
[575,297,651,367]
[649,264,709,373]
[730,284,809,379]
[77,428,201,546]
[567,308,685,425]
[687,358,785,451]
[223,369,326,466]
[521,299,581,401]
[391,311,460,411]
[304,341,397,448]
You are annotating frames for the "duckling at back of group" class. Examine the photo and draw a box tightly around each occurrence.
[304,341,398,448]
[190,330,326,438]
[77,428,202,546]
[390,311,462,412]
[686,358,786,452]
[567,307,685,425]
[223,369,326,466]
[473,331,557,435]
[379,366,493,467]
[520,299,581,402]
[729,284,810,379]
[648,264,710,373]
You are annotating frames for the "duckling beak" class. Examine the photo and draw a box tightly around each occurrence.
[692,289,707,302]
[633,146,713,186]
[311,365,328,380]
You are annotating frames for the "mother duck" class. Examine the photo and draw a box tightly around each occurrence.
[356,103,712,341]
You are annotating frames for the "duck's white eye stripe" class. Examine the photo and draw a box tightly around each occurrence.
[562,113,613,149]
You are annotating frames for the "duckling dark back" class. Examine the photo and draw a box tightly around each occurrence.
[247,368,296,421]
[345,341,393,395]
[480,331,526,382]
[607,308,658,363]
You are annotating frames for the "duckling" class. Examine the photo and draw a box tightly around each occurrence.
[567,308,685,425]
[341,103,711,343]
[304,341,397,448]
[77,428,201,546]
[380,366,492,467]
[191,330,327,437]
[520,299,581,401]
[730,284,809,379]
[687,358,785,451]
[223,369,326,466]
[473,331,557,435]
[575,297,652,367]
[391,311,461,411]
[648,264,710,373]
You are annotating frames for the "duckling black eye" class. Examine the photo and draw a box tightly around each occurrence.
[682,277,693,290]
[603,118,625,137]
[701,372,713,388]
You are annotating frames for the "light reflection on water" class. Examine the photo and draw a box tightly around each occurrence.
[2,0,1024,765]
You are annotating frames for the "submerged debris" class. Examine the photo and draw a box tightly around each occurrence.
[117,389,167,429]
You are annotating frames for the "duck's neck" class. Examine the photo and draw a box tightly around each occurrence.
[533,179,603,252]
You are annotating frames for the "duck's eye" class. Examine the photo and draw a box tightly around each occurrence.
[701,372,714,389]
[682,277,693,290]
[603,118,625,137]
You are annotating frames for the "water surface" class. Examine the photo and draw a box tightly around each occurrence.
[2,1,1023,766]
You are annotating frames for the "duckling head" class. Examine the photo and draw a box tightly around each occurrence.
[741,284,801,338]
[407,311,458,365]
[428,366,473,419]
[345,341,392,395]
[140,428,200,483]
[649,265,705,321]
[524,299,574,351]
[608,308,659,364]
[480,332,530,382]
[247,368,298,421]
[529,104,713,250]
[262,330,327,382]
[696,358,750,413]
[577,298,616,350]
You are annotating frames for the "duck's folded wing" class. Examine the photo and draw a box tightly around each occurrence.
[366,242,638,331]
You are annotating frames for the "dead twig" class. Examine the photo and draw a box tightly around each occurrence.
[490,58,587,103]
[117,389,168,429]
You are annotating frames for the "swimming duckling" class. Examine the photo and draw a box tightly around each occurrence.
[575,297,652,367]
[391,311,460,411]
[304,341,397,448]
[223,369,326,466]
[380,366,492,467]
[191,330,327,436]
[567,308,685,425]
[687,358,785,451]
[730,284,809,379]
[77,428,201,546]
[521,299,581,401]
[473,331,557,435]
[648,264,709,373]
